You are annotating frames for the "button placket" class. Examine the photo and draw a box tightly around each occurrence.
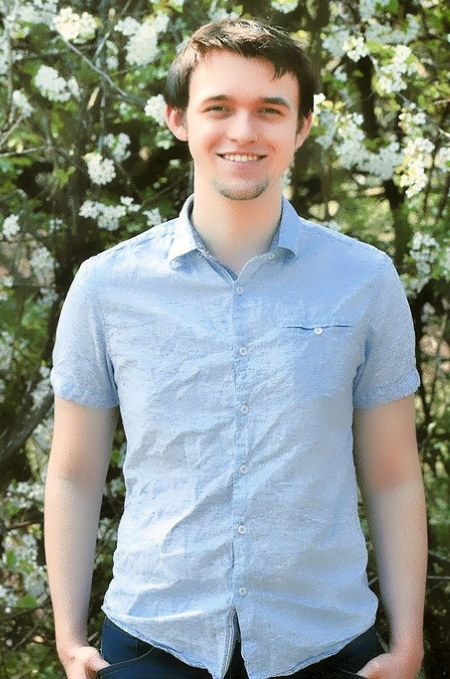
[231,275,253,614]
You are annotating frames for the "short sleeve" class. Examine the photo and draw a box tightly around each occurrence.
[51,259,119,408]
[353,254,420,409]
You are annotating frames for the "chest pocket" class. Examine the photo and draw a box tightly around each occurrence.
[277,321,358,397]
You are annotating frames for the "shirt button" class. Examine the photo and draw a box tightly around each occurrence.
[237,524,247,534]
[196,252,202,258]
[239,346,248,356]
[239,587,247,596]
[268,253,275,260]
[240,404,249,414]
[236,286,244,295]
[240,464,248,474]
[314,327,323,335]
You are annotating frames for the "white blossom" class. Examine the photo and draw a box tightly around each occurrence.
[34,65,74,102]
[155,128,175,150]
[66,76,80,99]
[399,105,427,133]
[315,108,337,150]
[12,90,33,117]
[318,109,402,181]
[106,40,119,70]
[40,287,58,308]
[396,137,434,198]
[412,232,439,252]
[0,584,18,607]
[143,208,162,227]
[32,372,51,409]
[84,153,116,186]
[3,530,48,601]
[207,6,239,21]
[145,94,167,125]
[8,480,44,509]
[115,17,141,36]
[120,196,140,212]
[404,231,440,294]
[8,0,58,27]
[322,28,351,58]
[122,14,169,67]
[79,201,126,231]
[359,0,390,20]
[435,146,450,171]
[439,247,450,281]
[335,113,366,169]
[343,35,369,62]
[0,331,14,371]
[375,46,416,95]
[30,245,54,280]
[366,16,420,45]
[53,7,97,42]
[79,200,101,219]
[31,415,54,454]
[103,133,131,162]
[270,0,299,13]
[363,141,403,181]
[48,218,64,233]
[2,214,20,240]
[313,93,326,113]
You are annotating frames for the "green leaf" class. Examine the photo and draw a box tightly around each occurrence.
[17,593,37,609]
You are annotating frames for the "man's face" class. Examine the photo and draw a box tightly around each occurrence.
[166,50,311,203]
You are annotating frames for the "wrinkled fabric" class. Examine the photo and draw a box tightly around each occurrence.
[51,196,419,679]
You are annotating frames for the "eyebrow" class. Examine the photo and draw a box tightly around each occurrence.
[201,94,292,109]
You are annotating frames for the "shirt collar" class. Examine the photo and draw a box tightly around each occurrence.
[168,194,301,264]
[168,195,198,263]
[275,196,302,259]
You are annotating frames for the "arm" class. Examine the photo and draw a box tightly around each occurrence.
[45,396,118,678]
[353,394,427,679]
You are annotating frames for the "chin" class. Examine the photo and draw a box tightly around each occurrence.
[215,180,269,202]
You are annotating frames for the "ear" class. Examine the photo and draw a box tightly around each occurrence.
[295,112,313,150]
[165,106,188,142]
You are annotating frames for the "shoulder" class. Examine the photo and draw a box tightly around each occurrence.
[77,218,178,282]
[301,216,388,262]
[293,215,395,289]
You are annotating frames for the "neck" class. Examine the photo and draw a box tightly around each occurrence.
[191,187,283,274]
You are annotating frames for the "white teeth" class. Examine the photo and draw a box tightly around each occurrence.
[222,154,260,162]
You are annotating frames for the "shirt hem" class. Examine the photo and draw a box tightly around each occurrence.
[252,618,377,679]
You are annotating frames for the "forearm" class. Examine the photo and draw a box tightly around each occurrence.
[364,477,427,658]
[45,471,104,659]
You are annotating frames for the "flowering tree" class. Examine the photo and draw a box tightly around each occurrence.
[0,0,449,676]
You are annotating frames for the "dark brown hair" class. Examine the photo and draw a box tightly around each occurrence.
[165,18,316,121]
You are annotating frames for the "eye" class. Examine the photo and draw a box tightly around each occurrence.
[260,107,283,116]
[204,105,229,114]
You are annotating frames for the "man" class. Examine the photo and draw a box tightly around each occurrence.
[45,18,427,679]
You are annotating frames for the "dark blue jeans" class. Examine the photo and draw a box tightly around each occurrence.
[98,617,378,679]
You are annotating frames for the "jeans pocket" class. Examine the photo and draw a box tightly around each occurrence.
[97,647,155,678]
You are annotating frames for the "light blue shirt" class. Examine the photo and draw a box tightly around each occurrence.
[51,196,419,679]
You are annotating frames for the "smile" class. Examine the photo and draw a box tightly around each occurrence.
[220,153,263,162]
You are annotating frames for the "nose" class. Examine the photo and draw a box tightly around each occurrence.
[227,110,258,144]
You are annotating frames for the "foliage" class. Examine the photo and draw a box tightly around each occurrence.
[0,0,448,677]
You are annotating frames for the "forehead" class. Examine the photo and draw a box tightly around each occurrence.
[188,50,300,107]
